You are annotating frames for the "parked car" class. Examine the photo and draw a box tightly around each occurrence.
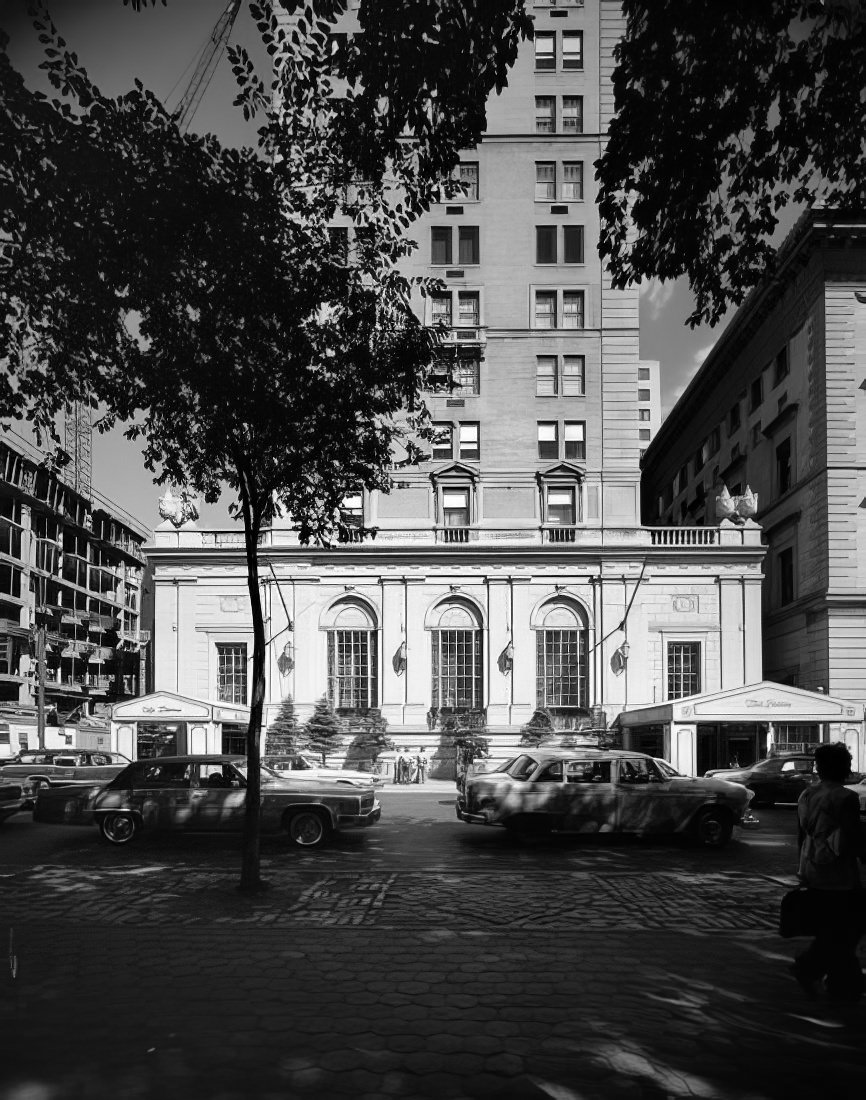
[262,753,384,787]
[33,754,381,848]
[0,749,132,807]
[456,749,758,847]
[0,776,26,824]
[703,753,863,807]
[844,776,866,813]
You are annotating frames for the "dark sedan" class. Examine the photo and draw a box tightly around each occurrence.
[704,754,830,807]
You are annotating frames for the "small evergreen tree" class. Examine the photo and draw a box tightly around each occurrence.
[265,694,303,757]
[305,695,343,766]
[346,710,395,769]
[519,708,556,748]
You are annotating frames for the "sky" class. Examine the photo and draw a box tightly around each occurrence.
[2,0,733,532]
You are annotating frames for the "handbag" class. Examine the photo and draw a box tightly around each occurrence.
[779,887,820,939]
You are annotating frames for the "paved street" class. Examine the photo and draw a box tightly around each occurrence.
[1,786,864,1099]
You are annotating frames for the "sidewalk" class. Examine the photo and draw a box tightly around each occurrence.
[381,778,456,793]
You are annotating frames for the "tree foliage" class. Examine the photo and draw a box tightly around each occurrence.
[304,695,343,765]
[265,694,303,756]
[596,1,866,326]
[345,709,394,765]
[519,707,555,748]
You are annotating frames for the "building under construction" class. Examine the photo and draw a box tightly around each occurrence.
[0,426,149,752]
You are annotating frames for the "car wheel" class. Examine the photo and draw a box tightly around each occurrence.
[99,813,138,845]
[286,810,330,848]
[692,807,733,847]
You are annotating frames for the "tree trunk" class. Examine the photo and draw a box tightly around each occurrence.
[238,474,267,893]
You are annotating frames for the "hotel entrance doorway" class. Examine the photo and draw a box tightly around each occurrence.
[696,723,767,776]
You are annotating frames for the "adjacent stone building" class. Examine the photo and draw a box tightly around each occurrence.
[641,208,866,708]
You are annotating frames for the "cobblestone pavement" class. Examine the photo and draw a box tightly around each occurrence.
[0,797,863,1099]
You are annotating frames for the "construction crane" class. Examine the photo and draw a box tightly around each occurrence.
[172,0,243,133]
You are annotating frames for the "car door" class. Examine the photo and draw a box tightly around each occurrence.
[190,762,247,830]
[128,760,194,829]
[615,758,686,835]
[777,759,814,803]
[558,758,617,833]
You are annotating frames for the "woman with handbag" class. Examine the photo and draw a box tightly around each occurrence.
[791,742,865,1002]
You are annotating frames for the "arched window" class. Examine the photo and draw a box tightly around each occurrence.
[326,601,378,712]
[430,601,483,712]
[536,602,588,720]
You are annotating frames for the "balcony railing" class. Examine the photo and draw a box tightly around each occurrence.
[650,527,719,547]
[543,525,578,544]
[436,526,473,544]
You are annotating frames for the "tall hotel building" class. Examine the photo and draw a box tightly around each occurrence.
[144,1,765,775]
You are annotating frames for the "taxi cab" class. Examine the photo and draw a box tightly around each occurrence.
[457,749,757,847]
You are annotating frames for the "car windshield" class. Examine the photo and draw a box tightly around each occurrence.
[235,762,282,781]
[503,755,539,782]
[654,759,683,780]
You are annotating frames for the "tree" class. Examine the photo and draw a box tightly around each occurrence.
[1,0,530,893]
[345,710,394,769]
[596,1,866,327]
[519,708,555,748]
[264,694,303,756]
[304,695,343,766]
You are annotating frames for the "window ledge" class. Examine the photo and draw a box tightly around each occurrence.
[761,402,799,437]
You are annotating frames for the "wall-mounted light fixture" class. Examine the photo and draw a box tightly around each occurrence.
[393,640,407,675]
[498,640,514,674]
[277,639,294,674]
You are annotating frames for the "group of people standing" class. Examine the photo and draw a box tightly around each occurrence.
[394,749,428,784]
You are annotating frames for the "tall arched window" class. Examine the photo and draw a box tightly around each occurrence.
[326,601,378,712]
[536,602,588,721]
[431,602,483,711]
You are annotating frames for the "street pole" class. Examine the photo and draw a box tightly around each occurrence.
[35,615,46,750]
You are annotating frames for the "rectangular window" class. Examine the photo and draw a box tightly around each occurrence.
[561,161,584,200]
[535,162,556,200]
[328,226,349,260]
[431,227,452,265]
[537,629,587,709]
[216,643,247,705]
[536,225,557,264]
[534,290,557,328]
[546,487,575,525]
[457,291,479,328]
[452,354,480,395]
[774,344,790,385]
[562,31,584,70]
[667,641,701,699]
[562,290,585,328]
[536,355,558,396]
[562,355,585,396]
[432,422,453,460]
[638,388,651,402]
[776,436,792,494]
[538,422,559,459]
[535,31,555,70]
[458,162,479,201]
[729,401,741,433]
[432,629,482,710]
[535,96,555,133]
[778,547,795,605]
[751,422,762,447]
[750,375,763,411]
[563,225,584,264]
[638,366,651,381]
[562,95,583,134]
[639,428,651,441]
[341,492,363,527]
[639,409,651,421]
[328,629,378,711]
[431,293,452,327]
[442,488,470,526]
[459,422,480,461]
[709,426,721,454]
[458,226,480,265]
[564,421,586,460]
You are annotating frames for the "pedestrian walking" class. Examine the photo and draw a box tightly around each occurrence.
[395,752,405,784]
[416,748,428,784]
[790,742,865,1002]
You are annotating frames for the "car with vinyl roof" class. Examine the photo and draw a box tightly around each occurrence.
[456,748,757,847]
[33,754,381,848]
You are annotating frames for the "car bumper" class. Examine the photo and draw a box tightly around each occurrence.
[455,799,496,826]
[337,804,381,828]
